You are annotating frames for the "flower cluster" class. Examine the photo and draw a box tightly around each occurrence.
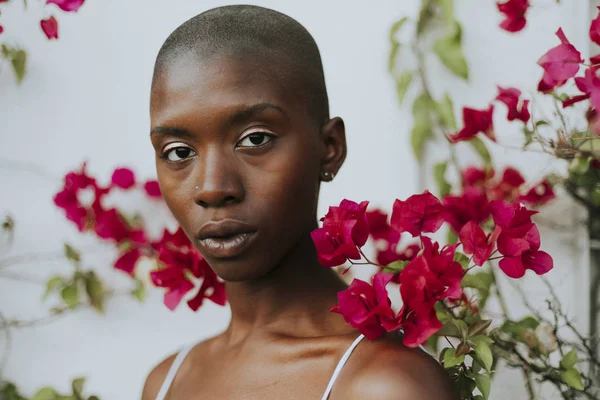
[53,163,226,310]
[312,192,553,347]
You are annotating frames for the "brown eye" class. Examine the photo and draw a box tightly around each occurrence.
[238,133,274,148]
[162,145,196,162]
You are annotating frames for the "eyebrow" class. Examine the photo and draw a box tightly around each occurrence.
[150,102,287,138]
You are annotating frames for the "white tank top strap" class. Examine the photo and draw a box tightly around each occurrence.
[155,343,196,400]
[321,333,365,400]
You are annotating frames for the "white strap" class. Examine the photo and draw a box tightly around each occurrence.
[321,334,365,400]
[155,344,196,400]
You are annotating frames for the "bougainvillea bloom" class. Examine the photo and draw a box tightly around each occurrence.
[94,208,131,243]
[311,200,369,267]
[143,180,162,198]
[0,26,4,35]
[590,7,600,46]
[497,0,530,33]
[460,222,501,266]
[111,167,136,189]
[114,247,141,275]
[443,186,491,234]
[537,28,583,92]
[462,167,494,187]
[391,191,445,237]
[331,273,398,339]
[487,167,525,201]
[419,237,464,300]
[367,209,401,246]
[40,16,59,40]
[449,105,495,143]
[53,163,99,231]
[495,86,530,122]
[570,68,600,111]
[518,180,556,206]
[46,0,85,12]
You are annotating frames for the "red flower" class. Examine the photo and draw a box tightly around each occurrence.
[94,208,130,243]
[487,167,525,201]
[449,105,495,143]
[591,7,600,46]
[376,244,421,270]
[40,16,59,40]
[114,248,141,275]
[537,28,583,92]
[497,0,530,33]
[143,180,162,198]
[311,200,369,267]
[53,163,101,231]
[462,167,493,187]
[419,237,464,300]
[46,0,85,12]
[570,68,600,111]
[459,222,501,266]
[499,249,553,279]
[111,167,136,189]
[367,209,400,246]
[443,186,491,234]
[495,86,530,123]
[391,191,445,237]
[331,273,398,340]
[518,180,556,206]
[0,26,4,35]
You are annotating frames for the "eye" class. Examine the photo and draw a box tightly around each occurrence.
[161,143,196,162]
[237,132,275,148]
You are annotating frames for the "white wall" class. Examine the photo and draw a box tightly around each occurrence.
[0,0,592,399]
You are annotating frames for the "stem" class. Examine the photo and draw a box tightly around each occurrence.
[488,264,510,318]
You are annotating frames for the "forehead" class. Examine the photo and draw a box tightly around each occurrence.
[150,53,308,126]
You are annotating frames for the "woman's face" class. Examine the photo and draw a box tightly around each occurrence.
[150,54,334,282]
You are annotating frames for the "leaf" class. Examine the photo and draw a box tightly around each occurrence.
[443,347,464,368]
[388,17,409,73]
[518,316,540,330]
[474,341,493,372]
[453,252,469,270]
[43,276,65,300]
[11,49,27,85]
[455,341,471,356]
[382,259,409,274]
[64,243,81,264]
[84,271,104,313]
[475,374,491,400]
[32,388,58,400]
[72,378,85,399]
[416,0,436,36]
[411,93,434,161]
[0,382,27,400]
[61,283,79,309]
[467,319,492,337]
[432,21,469,80]
[434,162,452,197]
[561,367,584,390]
[436,322,461,337]
[436,93,457,130]
[452,319,469,339]
[569,156,591,175]
[132,278,146,302]
[560,349,579,370]
[469,335,494,346]
[395,71,413,104]
[446,229,458,245]
[469,137,492,167]
[438,0,455,24]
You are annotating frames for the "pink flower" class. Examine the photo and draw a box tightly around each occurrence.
[53,163,101,231]
[367,209,400,246]
[518,180,556,206]
[94,208,131,243]
[40,16,59,40]
[487,167,525,201]
[419,237,464,300]
[459,222,501,266]
[111,167,136,189]
[497,0,530,33]
[462,167,494,187]
[499,250,553,279]
[443,186,491,234]
[496,86,530,123]
[331,273,398,339]
[114,248,141,275]
[567,68,600,111]
[449,105,495,143]
[537,28,583,92]
[0,26,4,35]
[46,0,85,12]
[143,180,162,198]
[591,7,600,46]
[391,191,446,237]
[311,200,370,267]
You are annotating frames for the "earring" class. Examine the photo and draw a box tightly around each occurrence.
[195,186,199,190]
[321,171,335,181]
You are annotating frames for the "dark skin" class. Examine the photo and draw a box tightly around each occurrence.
[143,51,460,399]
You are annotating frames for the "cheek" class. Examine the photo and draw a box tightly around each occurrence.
[156,165,195,228]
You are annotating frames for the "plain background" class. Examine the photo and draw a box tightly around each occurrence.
[0,0,595,398]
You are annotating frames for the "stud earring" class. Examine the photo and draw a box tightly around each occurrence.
[195,186,199,190]
[321,171,335,181]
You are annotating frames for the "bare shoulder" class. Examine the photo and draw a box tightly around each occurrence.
[141,352,178,400]
[334,334,460,400]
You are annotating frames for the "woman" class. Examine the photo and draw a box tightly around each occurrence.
[142,5,458,399]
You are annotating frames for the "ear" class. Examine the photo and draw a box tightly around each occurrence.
[319,117,347,181]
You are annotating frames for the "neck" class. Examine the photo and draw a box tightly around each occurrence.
[223,234,352,343]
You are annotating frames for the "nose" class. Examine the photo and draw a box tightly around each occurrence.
[193,148,244,208]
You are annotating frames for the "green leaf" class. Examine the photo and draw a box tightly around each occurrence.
[561,367,584,390]
[416,0,436,36]
[132,278,146,302]
[11,49,27,85]
[43,276,65,300]
[388,17,409,73]
[474,341,493,372]
[32,388,58,400]
[436,322,461,338]
[467,319,492,337]
[452,319,469,339]
[61,283,79,309]
[443,347,464,368]
[446,229,458,245]
[72,378,85,399]
[475,374,491,400]
[84,271,104,313]
[410,93,434,161]
[469,335,494,346]
[560,349,579,370]
[382,259,409,274]
[569,156,591,175]
[455,341,471,356]
[434,162,452,197]
[395,71,413,104]
[579,138,600,157]
[438,0,455,24]
[64,243,81,264]
[453,252,469,270]
[435,93,457,130]
[0,382,27,400]
[469,137,492,167]
[518,316,540,329]
[432,21,469,80]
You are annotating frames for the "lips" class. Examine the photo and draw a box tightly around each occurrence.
[195,219,258,259]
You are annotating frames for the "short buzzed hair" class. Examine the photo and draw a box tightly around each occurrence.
[152,5,330,125]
